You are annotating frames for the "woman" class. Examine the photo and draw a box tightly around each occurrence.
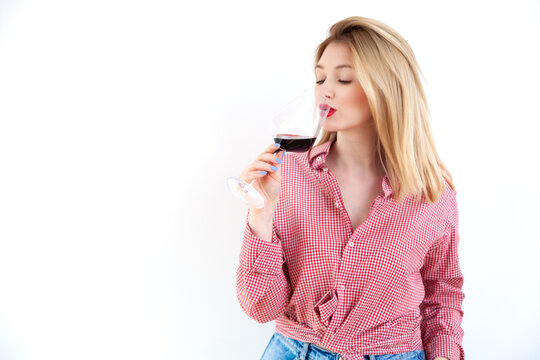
[235,16,464,360]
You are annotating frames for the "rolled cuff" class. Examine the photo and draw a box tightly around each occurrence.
[239,212,284,275]
[423,335,465,360]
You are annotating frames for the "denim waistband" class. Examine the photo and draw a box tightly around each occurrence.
[310,342,336,353]
[273,331,425,360]
[274,331,343,359]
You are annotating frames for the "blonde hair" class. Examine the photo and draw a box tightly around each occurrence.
[313,16,454,203]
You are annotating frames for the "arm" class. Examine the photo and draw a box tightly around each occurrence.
[420,193,465,360]
[235,208,292,323]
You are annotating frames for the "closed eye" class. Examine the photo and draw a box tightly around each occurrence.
[316,80,352,85]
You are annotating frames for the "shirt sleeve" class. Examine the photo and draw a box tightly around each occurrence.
[420,191,466,360]
[235,210,292,323]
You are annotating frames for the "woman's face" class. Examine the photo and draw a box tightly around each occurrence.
[314,41,372,132]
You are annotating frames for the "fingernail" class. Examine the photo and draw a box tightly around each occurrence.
[270,166,278,171]
[276,157,283,164]
[259,171,267,175]
[274,143,280,147]
[282,150,286,158]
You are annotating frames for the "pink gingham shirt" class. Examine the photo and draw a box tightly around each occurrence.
[236,139,465,360]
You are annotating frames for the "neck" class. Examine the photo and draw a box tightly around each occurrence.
[328,124,386,177]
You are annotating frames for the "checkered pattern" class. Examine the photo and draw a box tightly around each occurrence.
[236,139,465,360]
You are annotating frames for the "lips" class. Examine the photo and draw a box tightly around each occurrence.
[319,104,336,117]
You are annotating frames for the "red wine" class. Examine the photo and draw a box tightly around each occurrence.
[274,135,316,152]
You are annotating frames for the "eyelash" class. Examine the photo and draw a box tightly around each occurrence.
[316,80,352,85]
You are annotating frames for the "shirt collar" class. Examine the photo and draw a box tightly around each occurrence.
[308,138,394,200]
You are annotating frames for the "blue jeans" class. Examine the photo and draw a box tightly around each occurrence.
[260,332,425,360]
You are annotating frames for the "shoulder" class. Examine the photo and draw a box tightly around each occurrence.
[286,150,309,161]
[435,178,459,227]
[282,151,311,174]
[282,140,331,171]
[442,178,458,209]
[404,178,458,232]
[437,178,457,205]
[277,151,318,203]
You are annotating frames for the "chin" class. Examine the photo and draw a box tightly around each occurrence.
[323,122,350,133]
[322,120,339,132]
[324,118,367,133]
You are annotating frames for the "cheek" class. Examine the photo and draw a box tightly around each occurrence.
[341,89,370,116]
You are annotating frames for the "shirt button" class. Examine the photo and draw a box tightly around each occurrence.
[339,285,346,291]
[349,241,354,247]
[334,200,340,208]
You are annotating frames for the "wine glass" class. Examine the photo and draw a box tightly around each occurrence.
[227,88,330,209]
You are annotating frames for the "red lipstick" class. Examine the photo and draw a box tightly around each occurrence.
[319,104,336,117]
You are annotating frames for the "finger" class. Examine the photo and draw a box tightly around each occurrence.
[248,160,280,174]
[264,143,287,157]
[241,168,279,183]
[256,152,285,165]
[240,161,274,179]
[264,142,282,154]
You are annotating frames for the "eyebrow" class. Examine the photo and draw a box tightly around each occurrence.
[315,64,352,69]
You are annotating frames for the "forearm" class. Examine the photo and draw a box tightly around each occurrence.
[247,203,277,243]
[420,193,465,360]
[236,264,291,323]
[236,207,291,322]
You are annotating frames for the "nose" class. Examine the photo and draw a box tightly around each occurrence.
[314,92,329,107]
[318,85,335,101]
[320,93,333,108]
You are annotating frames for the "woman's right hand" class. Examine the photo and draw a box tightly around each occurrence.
[238,143,286,208]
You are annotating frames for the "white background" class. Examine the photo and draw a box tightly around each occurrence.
[1,0,539,359]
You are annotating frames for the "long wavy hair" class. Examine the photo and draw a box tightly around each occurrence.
[313,16,454,203]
